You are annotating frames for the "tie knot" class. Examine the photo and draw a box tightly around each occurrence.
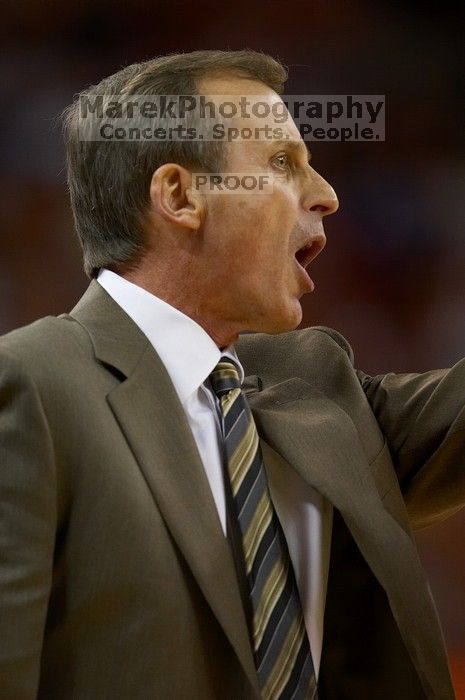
[209,357,241,397]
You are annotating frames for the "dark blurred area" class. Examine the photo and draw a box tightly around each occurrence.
[1,0,464,694]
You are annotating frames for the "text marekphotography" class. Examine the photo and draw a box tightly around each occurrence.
[77,94,386,142]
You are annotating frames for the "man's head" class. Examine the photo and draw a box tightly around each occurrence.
[63,50,338,346]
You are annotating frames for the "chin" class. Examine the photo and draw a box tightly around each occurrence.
[262,300,303,335]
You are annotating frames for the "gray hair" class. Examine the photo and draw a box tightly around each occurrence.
[62,50,288,279]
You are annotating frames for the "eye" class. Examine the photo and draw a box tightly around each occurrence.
[272,152,291,170]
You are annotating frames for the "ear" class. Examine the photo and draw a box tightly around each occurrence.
[149,163,205,230]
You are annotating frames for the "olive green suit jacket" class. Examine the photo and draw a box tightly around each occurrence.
[0,280,463,699]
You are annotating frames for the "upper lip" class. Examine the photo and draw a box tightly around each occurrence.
[294,232,326,268]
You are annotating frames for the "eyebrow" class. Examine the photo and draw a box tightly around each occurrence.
[270,139,312,161]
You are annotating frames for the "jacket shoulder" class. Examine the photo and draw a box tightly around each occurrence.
[308,325,355,363]
[0,315,93,380]
[236,325,354,361]
[236,326,355,382]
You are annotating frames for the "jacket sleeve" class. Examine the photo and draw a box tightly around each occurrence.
[0,350,57,699]
[356,361,465,528]
[315,326,465,529]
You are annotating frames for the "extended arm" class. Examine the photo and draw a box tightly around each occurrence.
[356,361,465,529]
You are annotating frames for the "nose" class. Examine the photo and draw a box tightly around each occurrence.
[302,168,339,217]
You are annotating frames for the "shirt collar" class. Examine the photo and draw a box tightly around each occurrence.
[97,268,244,404]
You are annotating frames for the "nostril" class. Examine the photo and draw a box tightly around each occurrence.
[295,248,305,264]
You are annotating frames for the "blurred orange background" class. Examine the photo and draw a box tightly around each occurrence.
[1,0,464,695]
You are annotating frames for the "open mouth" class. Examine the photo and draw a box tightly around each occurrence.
[293,235,326,292]
[294,240,318,269]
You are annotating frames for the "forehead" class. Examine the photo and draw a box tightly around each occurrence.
[198,74,304,154]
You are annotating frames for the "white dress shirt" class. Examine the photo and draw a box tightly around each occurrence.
[97,268,333,676]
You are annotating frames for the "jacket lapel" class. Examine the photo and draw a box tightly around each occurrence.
[69,281,260,697]
[246,378,454,700]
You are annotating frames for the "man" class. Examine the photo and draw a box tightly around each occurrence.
[0,49,462,699]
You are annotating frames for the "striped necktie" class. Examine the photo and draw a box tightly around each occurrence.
[210,358,317,700]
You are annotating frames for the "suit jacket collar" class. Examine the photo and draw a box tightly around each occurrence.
[70,278,150,377]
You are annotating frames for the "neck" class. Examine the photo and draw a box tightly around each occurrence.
[119,265,241,349]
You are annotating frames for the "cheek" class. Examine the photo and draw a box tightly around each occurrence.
[207,194,295,271]
[214,198,264,250]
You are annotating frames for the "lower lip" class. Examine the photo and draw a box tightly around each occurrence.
[295,259,315,292]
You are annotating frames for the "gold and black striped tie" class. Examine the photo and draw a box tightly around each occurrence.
[210,358,317,700]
